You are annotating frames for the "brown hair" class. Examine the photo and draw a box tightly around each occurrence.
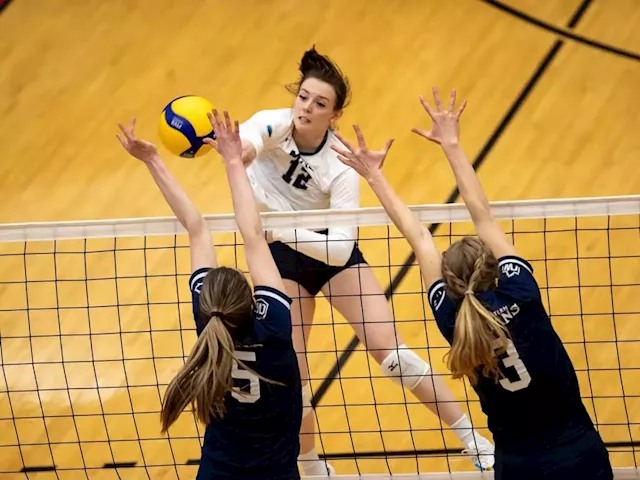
[441,237,509,385]
[160,267,255,432]
[286,46,351,111]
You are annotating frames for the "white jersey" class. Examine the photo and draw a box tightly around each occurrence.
[239,108,359,266]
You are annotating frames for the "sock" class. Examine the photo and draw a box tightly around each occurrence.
[298,448,331,475]
[450,414,476,447]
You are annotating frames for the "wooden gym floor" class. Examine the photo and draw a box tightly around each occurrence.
[0,0,639,478]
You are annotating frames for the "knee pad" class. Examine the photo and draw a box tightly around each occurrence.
[301,383,312,419]
[380,344,431,391]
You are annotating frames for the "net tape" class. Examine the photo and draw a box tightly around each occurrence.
[1,195,639,243]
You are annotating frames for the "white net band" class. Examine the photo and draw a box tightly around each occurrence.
[1,195,638,242]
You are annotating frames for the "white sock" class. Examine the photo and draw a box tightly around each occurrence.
[298,448,331,475]
[450,414,476,446]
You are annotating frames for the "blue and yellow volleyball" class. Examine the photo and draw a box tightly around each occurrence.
[158,95,215,158]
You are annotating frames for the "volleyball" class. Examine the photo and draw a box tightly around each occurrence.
[158,95,215,158]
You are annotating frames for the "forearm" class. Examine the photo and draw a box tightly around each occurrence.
[273,228,355,266]
[366,171,426,252]
[225,159,263,243]
[145,155,205,233]
[441,142,493,222]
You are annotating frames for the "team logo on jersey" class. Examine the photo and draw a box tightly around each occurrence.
[501,262,521,278]
[431,285,446,311]
[255,298,269,320]
[492,303,521,324]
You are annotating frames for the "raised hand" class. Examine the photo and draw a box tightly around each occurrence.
[203,109,242,164]
[331,125,394,180]
[116,118,159,164]
[412,87,467,146]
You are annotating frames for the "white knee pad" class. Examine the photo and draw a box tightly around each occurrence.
[380,344,431,391]
[301,383,312,418]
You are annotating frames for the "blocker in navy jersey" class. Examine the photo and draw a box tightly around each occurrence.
[428,256,608,460]
[190,267,302,480]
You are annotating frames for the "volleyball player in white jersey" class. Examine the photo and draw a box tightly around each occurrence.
[211,47,495,474]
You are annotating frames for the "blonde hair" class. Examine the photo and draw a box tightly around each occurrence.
[442,237,509,385]
[160,267,254,432]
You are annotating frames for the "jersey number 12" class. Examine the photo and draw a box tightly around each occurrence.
[282,156,311,190]
[494,339,531,392]
[231,351,261,403]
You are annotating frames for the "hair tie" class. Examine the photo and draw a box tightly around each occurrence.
[210,311,225,320]
[464,289,474,296]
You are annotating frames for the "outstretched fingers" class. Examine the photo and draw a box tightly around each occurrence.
[419,95,437,120]
[456,99,467,119]
[333,130,359,156]
[432,86,443,112]
[353,124,367,149]
[411,126,431,139]
[448,89,456,113]
[382,137,395,154]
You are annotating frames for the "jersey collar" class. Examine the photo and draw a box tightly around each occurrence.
[298,130,329,156]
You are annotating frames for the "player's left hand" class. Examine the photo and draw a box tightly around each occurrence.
[332,125,394,180]
[204,109,242,164]
[412,87,466,146]
[116,118,159,164]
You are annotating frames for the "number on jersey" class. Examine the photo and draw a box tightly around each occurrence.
[231,350,260,403]
[282,154,311,190]
[493,339,531,392]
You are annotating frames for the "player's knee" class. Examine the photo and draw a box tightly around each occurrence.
[380,345,431,391]
[301,383,313,419]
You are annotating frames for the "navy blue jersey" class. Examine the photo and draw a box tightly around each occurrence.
[428,255,595,454]
[189,268,302,480]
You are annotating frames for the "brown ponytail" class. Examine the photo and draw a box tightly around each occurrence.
[160,267,286,432]
[442,237,509,385]
[160,315,236,431]
[160,267,253,432]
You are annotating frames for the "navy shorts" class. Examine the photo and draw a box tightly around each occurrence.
[495,430,613,480]
[268,231,367,296]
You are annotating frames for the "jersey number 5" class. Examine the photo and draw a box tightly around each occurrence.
[282,156,311,190]
[494,339,531,392]
[231,351,261,403]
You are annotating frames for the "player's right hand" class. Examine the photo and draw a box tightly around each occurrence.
[116,118,159,164]
[204,109,242,165]
[412,87,466,147]
[332,125,394,181]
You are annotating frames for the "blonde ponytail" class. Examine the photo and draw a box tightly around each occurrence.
[442,237,508,385]
[160,315,236,432]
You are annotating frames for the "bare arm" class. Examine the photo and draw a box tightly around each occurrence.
[332,126,443,287]
[117,119,216,272]
[366,171,443,287]
[205,111,285,292]
[413,88,517,259]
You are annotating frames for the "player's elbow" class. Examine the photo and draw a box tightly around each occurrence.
[325,240,355,266]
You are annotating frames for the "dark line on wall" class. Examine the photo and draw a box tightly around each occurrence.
[482,0,640,62]
[312,0,591,407]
